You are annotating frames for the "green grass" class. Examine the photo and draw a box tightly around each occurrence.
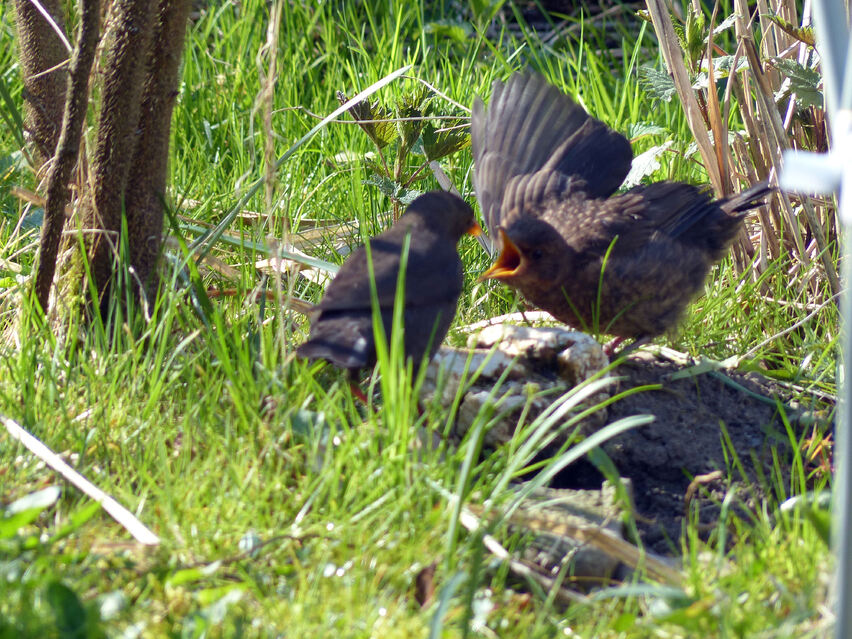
[0,1,836,637]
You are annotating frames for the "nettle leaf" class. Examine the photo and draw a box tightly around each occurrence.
[622,141,674,188]
[419,120,470,161]
[337,91,397,149]
[363,173,422,205]
[683,8,707,67]
[639,65,677,104]
[710,55,748,75]
[395,89,431,153]
[708,13,738,38]
[693,56,748,90]
[671,19,686,51]
[771,58,823,110]
[363,155,388,177]
[766,12,815,46]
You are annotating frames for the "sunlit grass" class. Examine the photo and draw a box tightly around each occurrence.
[0,0,835,637]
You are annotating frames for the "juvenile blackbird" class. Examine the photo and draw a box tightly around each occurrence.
[472,72,771,344]
[297,191,481,372]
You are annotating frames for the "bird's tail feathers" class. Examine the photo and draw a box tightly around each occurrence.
[721,180,774,214]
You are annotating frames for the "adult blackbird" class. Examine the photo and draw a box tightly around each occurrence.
[297,191,481,372]
[472,72,771,346]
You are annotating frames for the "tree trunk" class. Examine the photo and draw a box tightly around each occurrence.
[79,0,156,314]
[13,0,68,168]
[124,0,194,303]
[34,0,100,312]
[15,0,192,323]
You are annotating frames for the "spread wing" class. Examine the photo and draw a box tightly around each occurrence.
[471,72,633,237]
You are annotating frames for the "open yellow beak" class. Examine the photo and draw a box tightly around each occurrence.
[479,229,522,281]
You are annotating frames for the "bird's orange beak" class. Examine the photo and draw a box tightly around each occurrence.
[479,229,522,281]
[467,222,483,236]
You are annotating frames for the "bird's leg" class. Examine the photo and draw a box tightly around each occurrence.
[602,336,625,357]
[349,380,369,404]
[604,336,650,358]
[520,302,535,327]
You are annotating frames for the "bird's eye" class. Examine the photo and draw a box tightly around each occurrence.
[531,249,543,260]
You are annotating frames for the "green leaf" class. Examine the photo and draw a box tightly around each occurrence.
[771,58,823,110]
[766,12,815,46]
[0,509,42,539]
[622,141,674,188]
[710,55,749,76]
[336,92,397,149]
[628,122,669,138]
[166,561,222,588]
[419,121,470,161]
[683,8,707,68]
[424,21,472,43]
[395,89,430,155]
[709,12,738,38]
[45,581,88,639]
[1,486,61,539]
[639,65,677,104]
[363,174,421,205]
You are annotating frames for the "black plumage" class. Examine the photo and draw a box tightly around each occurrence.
[297,191,480,371]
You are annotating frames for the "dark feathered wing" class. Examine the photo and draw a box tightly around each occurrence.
[312,234,462,313]
[471,72,633,235]
[297,227,463,370]
[539,181,768,262]
[295,314,376,369]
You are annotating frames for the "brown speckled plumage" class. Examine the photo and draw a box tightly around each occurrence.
[472,72,771,340]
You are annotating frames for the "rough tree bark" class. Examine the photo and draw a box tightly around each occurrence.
[78,0,156,314]
[34,0,101,312]
[14,0,192,322]
[124,0,194,303]
[13,0,68,168]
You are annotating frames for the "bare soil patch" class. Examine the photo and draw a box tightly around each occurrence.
[552,352,827,554]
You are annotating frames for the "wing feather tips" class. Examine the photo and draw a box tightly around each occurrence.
[471,71,635,234]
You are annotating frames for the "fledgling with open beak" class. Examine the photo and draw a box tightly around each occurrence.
[472,72,772,351]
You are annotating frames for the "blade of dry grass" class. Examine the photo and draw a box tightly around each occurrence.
[2,415,160,545]
[645,0,723,192]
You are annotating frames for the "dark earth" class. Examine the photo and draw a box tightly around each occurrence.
[551,354,831,555]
